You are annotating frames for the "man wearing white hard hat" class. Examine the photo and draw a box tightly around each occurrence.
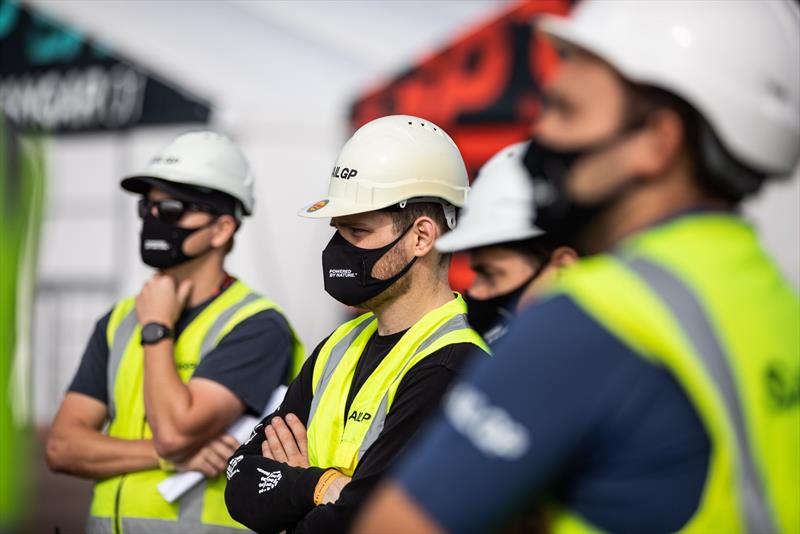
[224,115,489,533]
[47,131,304,533]
[358,1,800,532]
[436,141,577,344]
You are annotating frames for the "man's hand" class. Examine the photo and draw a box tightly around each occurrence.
[136,273,193,328]
[174,433,239,478]
[261,414,309,468]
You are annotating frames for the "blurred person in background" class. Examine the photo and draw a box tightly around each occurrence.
[1,112,45,533]
[46,131,304,533]
[224,115,489,533]
[436,141,578,344]
[356,1,800,532]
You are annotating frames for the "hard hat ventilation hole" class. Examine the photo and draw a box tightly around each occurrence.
[408,121,412,125]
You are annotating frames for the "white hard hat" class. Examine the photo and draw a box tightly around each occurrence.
[122,130,255,215]
[539,0,800,176]
[436,141,544,253]
[299,115,469,222]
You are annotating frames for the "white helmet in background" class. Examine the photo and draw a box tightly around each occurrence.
[436,141,544,253]
[122,130,255,215]
[299,115,469,228]
[540,0,800,178]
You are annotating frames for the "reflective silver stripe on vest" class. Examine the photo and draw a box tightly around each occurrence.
[85,515,112,534]
[106,309,138,423]
[199,292,261,357]
[118,483,250,533]
[85,490,249,533]
[357,313,472,459]
[626,257,776,534]
[308,316,378,424]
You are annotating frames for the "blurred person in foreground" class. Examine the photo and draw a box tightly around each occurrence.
[436,141,578,344]
[46,131,303,533]
[356,1,800,532]
[1,113,45,533]
[224,115,489,533]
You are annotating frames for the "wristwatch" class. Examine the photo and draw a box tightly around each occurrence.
[141,322,174,346]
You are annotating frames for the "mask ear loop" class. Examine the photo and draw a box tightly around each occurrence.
[362,222,418,287]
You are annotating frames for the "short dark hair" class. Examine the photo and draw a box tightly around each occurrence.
[382,201,451,266]
[383,202,449,234]
[622,80,765,201]
[500,234,561,267]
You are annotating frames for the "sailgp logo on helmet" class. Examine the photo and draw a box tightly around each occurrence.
[331,166,358,180]
[150,155,180,165]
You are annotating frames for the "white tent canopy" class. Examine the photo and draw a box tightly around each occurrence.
[24,0,506,423]
[20,0,800,425]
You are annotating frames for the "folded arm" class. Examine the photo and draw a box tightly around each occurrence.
[46,392,159,479]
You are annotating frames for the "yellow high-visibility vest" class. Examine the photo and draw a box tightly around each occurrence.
[88,280,304,534]
[548,214,799,533]
[306,294,489,476]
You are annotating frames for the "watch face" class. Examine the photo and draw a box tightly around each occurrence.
[141,323,169,344]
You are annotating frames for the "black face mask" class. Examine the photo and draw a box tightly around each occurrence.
[464,256,549,339]
[522,120,645,248]
[140,212,215,269]
[322,226,417,307]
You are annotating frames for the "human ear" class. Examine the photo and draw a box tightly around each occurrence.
[210,215,237,248]
[411,217,437,257]
[551,246,579,270]
[633,109,685,179]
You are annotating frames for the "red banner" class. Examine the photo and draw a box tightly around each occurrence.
[349,0,572,292]
[350,0,570,174]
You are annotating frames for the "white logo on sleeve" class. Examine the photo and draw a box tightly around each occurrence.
[444,383,530,460]
[257,468,282,494]
[245,423,262,445]
[226,455,244,480]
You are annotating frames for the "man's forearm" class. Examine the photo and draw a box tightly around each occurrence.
[142,339,196,457]
[46,425,158,479]
[224,453,324,532]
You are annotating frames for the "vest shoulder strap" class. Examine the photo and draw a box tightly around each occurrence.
[312,312,376,393]
[106,296,136,349]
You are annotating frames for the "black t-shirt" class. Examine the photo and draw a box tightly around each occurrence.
[68,289,295,416]
[224,326,486,534]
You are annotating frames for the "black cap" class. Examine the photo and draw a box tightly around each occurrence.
[121,177,242,220]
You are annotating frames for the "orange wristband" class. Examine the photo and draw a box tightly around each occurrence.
[313,469,342,506]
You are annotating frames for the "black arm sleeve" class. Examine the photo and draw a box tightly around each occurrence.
[67,310,112,404]
[290,342,483,534]
[225,339,328,533]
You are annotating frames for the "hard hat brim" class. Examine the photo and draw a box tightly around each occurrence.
[121,175,240,216]
[121,175,214,203]
[298,197,401,220]
[435,224,545,253]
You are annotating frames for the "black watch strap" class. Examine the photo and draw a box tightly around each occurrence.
[141,322,174,346]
